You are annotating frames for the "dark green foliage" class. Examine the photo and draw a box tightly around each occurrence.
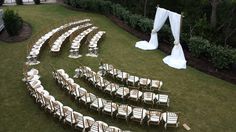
[189,36,211,58]
[137,18,153,33]
[209,45,235,69]
[98,0,112,14]
[127,14,142,29]
[16,0,23,5]
[2,9,23,36]
[70,0,76,7]
[159,24,172,41]
[189,36,236,69]
[66,0,236,70]
[0,0,4,6]
[33,0,40,4]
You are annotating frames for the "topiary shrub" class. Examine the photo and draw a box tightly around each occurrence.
[2,9,23,36]
[0,0,4,6]
[33,0,40,5]
[16,0,23,5]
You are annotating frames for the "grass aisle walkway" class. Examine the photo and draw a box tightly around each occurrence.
[0,4,236,132]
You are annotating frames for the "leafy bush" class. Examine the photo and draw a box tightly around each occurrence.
[33,0,40,4]
[16,0,23,5]
[159,24,172,41]
[189,36,235,69]
[70,0,76,7]
[76,0,89,10]
[209,45,235,69]
[128,14,142,29]
[2,9,23,36]
[0,0,4,6]
[137,18,153,33]
[99,0,112,14]
[188,36,211,58]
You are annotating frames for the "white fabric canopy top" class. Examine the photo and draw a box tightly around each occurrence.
[135,7,187,69]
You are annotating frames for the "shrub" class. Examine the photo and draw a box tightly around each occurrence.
[159,24,172,41]
[2,9,23,36]
[16,0,23,5]
[209,45,235,69]
[64,0,70,5]
[70,0,76,7]
[138,18,153,33]
[189,36,235,69]
[188,36,211,58]
[128,14,142,29]
[0,0,4,6]
[33,0,40,4]
[99,0,112,14]
[76,0,89,10]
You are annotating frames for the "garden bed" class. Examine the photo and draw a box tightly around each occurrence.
[0,22,32,43]
[107,14,236,84]
[63,3,236,84]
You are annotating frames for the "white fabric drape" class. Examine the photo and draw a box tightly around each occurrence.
[135,7,169,50]
[163,11,187,69]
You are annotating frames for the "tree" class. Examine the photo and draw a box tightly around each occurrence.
[144,0,148,17]
[209,0,221,28]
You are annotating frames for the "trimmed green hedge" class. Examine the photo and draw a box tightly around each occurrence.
[68,0,153,34]
[65,0,236,70]
[189,36,236,69]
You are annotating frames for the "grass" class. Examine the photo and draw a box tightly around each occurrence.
[0,4,236,132]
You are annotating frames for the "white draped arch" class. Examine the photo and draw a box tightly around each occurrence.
[163,11,186,69]
[135,7,169,50]
[135,7,187,69]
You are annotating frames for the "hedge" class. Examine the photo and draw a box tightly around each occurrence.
[65,0,236,70]
[189,36,236,69]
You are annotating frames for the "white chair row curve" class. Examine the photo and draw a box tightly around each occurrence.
[23,68,130,132]
[52,68,178,129]
[51,23,93,53]
[69,26,98,59]
[86,31,106,57]
[26,19,90,65]
[100,64,163,91]
[74,66,169,107]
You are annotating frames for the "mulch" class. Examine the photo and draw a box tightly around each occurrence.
[0,22,32,43]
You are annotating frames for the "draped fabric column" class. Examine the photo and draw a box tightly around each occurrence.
[135,7,169,50]
[163,11,187,69]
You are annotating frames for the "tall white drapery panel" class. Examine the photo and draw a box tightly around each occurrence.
[135,7,169,50]
[163,11,187,69]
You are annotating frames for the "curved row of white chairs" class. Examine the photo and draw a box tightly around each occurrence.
[23,68,128,132]
[101,64,163,91]
[26,19,90,65]
[69,26,99,58]
[51,23,93,53]
[86,31,106,57]
[52,68,179,129]
[74,66,169,107]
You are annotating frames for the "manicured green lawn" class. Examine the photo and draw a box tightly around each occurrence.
[0,4,236,132]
